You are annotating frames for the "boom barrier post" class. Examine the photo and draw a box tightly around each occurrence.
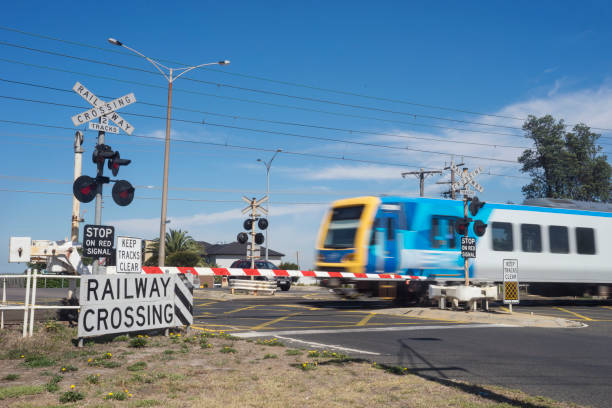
[22,269,31,338]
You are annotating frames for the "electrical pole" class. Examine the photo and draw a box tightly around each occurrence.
[92,120,105,275]
[402,168,442,197]
[71,131,84,243]
[437,157,465,199]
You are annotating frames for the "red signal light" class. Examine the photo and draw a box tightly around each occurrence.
[73,175,97,203]
[112,180,135,206]
[473,220,488,237]
[455,218,469,236]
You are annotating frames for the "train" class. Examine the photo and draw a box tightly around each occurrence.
[315,196,612,300]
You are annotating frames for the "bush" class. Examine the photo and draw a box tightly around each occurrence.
[127,362,147,371]
[129,337,147,348]
[23,354,55,368]
[45,375,63,393]
[3,374,19,381]
[59,390,85,403]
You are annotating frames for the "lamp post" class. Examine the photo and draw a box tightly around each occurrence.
[257,149,282,261]
[108,38,229,267]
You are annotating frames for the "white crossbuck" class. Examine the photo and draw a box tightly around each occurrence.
[241,195,268,215]
[71,82,135,135]
[451,166,484,193]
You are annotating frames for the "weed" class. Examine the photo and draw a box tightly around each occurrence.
[219,346,236,354]
[88,353,121,368]
[199,338,213,349]
[0,384,45,400]
[163,350,175,355]
[183,335,197,344]
[23,353,56,368]
[285,349,302,356]
[129,337,147,348]
[299,361,318,371]
[59,390,85,403]
[179,344,190,354]
[105,390,130,401]
[3,373,19,381]
[46,375,63,392]
[59,364,78,373]
[129,400,161,407]
[256,338,284,347]
[127,362,147,371]
[44,320,63,333]
[263,353,278,359]
[113,335,129,342]
[217,331,240,340]
[86,374,101,384]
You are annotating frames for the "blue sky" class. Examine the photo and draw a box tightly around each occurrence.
[2,1,612,272]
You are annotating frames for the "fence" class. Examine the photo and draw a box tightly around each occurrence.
[0,269,81,338]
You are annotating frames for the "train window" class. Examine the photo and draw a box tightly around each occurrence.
[492,222,513,251]
[387,217,395,240]
[576,227,596,254]
[369,218,379,245]
[431,216,456,249]
[521,224,542,252]
[549,226,569,254]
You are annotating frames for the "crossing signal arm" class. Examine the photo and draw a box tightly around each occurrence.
[107,151,131,177]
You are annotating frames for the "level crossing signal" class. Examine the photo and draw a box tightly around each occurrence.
[454,196,488,238]
[73,144,135,207]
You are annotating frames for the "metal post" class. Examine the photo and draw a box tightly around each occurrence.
[22,268,31,338]
[265,168,269,261]
[71,131,84,243]
[93,121,105,275]
[29,269,38,337]
[1,277,6,329]
[159,73,173,268]
[464,195,470,286]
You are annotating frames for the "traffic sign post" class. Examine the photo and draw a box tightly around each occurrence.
[240,196,269,270]
[503,259,519,312]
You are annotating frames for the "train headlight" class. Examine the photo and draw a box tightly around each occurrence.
[342,253,355,262]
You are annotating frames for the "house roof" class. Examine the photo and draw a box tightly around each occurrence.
[197,241,285,257]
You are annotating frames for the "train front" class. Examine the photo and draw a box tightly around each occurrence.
[315,196,380,273]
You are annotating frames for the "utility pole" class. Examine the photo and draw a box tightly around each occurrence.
[71,131,84,243]
[437,157,465,199]
[92,120,105,275]
[402,168,442,197]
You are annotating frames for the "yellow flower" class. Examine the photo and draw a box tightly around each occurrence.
[96,374,100,376]
[177,333,181,337]
[62,367,66,371]
[124,389,128,393]
[20,355,24,358]
[70,385,75,389]
[129,393,133,397]
[109,392,113,396]
[88,358,92,362]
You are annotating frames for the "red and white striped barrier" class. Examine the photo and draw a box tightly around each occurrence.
[142,266,427,281]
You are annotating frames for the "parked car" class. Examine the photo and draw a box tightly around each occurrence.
[229,260,291,291]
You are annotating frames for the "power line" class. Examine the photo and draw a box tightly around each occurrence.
[3,24,611,133]
[0,78,535,150]
[0,94,524,164]
[0,119,531,179]
[0,40,531,132]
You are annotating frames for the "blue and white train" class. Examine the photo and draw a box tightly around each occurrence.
[315,196,612,298]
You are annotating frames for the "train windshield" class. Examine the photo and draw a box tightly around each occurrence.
[324,205,364,248]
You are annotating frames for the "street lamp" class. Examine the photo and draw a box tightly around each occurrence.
[257,149,282,261]
[108,38,229,267]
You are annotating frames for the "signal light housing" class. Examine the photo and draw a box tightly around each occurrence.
[255,233,264,245]
[112,180,135,206]
[243,219,253,230]
[473,220,488,237]
[469,196,485,217]
[73,175,97,203]
[92,144,114,165]
[258,218,268,230]
[107,151,131,177]
[237,232,248,244]
[455,218,469,236]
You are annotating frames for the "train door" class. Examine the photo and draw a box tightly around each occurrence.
[382,211,399,272]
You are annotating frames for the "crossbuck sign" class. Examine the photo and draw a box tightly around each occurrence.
[450,165,484,195]
[71,82,136,135]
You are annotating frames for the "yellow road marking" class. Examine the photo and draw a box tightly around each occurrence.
[601,306,612,310]
[499,306,510,312]
[224,305,259,314]
[196,301,219,307]
[553,307,593,321]
[275,304,321,311]
[250,312,302,330]
[356,312,376,326]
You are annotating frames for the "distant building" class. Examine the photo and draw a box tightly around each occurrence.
[198,241,284,268]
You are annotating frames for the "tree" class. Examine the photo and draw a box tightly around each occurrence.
[144,229,205,266]
[518,115,611,202]
[279,262,299,270]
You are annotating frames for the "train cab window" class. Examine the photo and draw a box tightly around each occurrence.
[492,222,513,251]
[549,226,569,254]
[521,224,542,252]
[387,217,395,240]
[576,227,596,255]
[431,216,456,249]
[369,218,379,245]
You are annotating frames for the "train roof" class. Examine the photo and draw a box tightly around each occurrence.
[522,198,612,213]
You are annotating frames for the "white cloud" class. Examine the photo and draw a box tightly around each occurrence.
[302,164,407,180]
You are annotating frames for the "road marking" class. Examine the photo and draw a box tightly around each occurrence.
[275,335,381,356]
[250,312,302,330]
[499,306,510,312]
[275,304,321,311]
[356,312,376,326]
[553,307,593,321]
[224,305,259,314]
[601,306,612,310]
[234,323,515,338]
[196,301,219,307]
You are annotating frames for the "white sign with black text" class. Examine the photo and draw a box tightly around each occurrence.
[116,236,142,273]
[77,274,193,338]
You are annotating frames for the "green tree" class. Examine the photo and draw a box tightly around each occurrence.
[278,262,299,270]
[144,229,205,266]
[518,115,611,201]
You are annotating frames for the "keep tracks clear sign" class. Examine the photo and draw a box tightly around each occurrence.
[116,236,142,273]
[78,274,193,338]
[503,259,519,304]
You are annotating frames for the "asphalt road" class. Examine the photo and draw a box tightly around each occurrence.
[192,289,612,408]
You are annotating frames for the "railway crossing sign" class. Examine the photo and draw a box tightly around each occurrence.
[503,259,519,304]
[451,166,484,194]
[83,224,114,258]
[71,82,136,135]
[241,195,268,215]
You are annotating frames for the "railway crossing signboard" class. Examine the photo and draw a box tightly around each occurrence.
[503,259,519,304]
[71,82,136,135]
[83,224,115,258]
[116,236,142,273]
[461,237,476,258]
[451,166,484,195]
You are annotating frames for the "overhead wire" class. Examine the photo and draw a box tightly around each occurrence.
[3,25,612,133]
